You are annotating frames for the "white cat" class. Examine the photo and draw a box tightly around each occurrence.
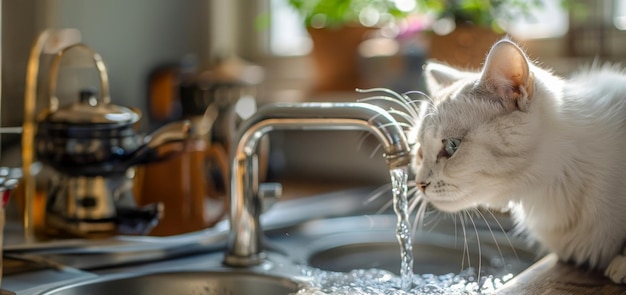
[411,38,626,284]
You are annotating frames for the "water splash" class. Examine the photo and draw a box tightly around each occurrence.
[291,166,514,294]
[294,266,510,294]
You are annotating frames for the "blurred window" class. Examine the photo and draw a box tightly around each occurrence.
[614,0,626,30]
[268,0,569,56]
[505,0,569,39]
[269,0,312,56]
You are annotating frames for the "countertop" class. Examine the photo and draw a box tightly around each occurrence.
[497,254,626,294]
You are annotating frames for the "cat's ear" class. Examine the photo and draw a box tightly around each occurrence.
[480,39,534,111]
[424,62,469,94]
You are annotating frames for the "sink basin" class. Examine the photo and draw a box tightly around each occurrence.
[307,230,536,276]
[4,188,540,295]
[267,214,539,278]
[37,271,301,295]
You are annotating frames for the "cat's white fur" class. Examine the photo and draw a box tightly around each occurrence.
[413,39,626,283]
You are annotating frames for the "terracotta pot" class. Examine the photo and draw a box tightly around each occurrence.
[307,26,373,92]
[428,25,504,69]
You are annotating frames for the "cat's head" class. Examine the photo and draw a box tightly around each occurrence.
[413,39,542,212]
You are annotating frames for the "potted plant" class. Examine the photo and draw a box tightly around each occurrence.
[422,0,551,68]
[286,0,418,92]
[285,0,553,90]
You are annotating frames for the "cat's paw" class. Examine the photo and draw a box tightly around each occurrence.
[605,255,626,284]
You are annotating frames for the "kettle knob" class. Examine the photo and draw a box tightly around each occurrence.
[79,88,98,105]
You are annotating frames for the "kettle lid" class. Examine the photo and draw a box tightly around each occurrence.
[44,89,140,125]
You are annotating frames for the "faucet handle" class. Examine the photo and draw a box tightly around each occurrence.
[259,183,282,213]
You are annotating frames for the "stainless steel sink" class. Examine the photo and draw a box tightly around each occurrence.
[306,230,536,276]
[267,214,539,278]
[37,271,301,295]
[4,188,540,294]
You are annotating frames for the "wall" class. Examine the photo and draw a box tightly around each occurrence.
[1,0,210,135]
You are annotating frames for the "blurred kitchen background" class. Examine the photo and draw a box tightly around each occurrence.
[1,0,624,211]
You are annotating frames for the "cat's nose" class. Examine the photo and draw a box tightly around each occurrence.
[418,182,430,193]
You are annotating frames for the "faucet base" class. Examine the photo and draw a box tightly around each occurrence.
[224,252,268,267]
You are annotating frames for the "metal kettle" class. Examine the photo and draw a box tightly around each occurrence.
[35,43,190,237]
[36,44,191,177]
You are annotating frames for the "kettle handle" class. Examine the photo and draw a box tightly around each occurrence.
[47,43,110,111]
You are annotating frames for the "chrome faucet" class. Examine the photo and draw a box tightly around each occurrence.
[224,102,412,266]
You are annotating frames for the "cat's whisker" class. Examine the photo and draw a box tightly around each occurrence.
[360,120,413,159]
[422,107,440,127]
[358,95,420,120]
[476,209,507,272]
[376,200,393,215]
[408,188,427,233]
[468,209,483,280]
[365,111,384,122]
[365,183,395,215]
[459,212,470,272]
[415,199,428,231]
[383,89,422,119]
[357,88,421,119]
[368,143,384,159]
[453,213,459,247]
[393,121,414,131]
[376,122,414,131]
[421,109,438,121]
[406,186,419,202]
[407,196,418,213]
[407,190,420,213]
[386,109,417,126]
[367,113,414,133]
[407,192,420,225]
[365,183,392,205]
[357,96,412,114]
[402,91,433,114]
[355,130,387,160]
[423,209,444,231]
[486,209,521,262]
[406,183,418,195]
[355,131,372,153]
[356,87,409,101]
[403,90,433,101]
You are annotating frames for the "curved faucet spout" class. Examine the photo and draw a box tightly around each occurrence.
[224,102,412,266]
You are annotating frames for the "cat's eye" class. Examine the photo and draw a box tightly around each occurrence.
[442,138,462,158]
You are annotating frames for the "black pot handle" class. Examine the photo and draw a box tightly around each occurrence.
[124,120,192,167]
[115,203,163,235]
